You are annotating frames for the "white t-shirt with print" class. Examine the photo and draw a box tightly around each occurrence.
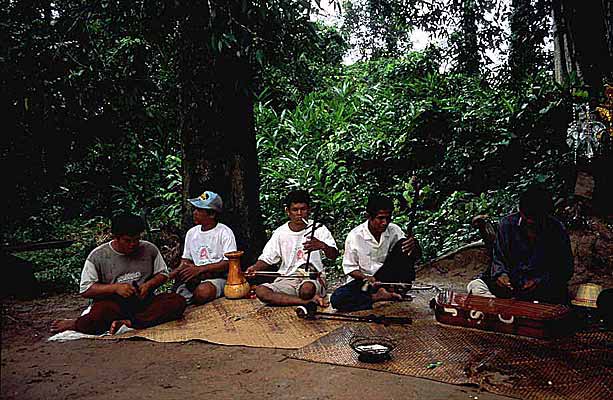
[258,220,337,275]
[182,223,237,265]
[342,221,405,283]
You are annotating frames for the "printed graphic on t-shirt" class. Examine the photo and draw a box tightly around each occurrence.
[198,244,213,263]
[116,271,141,284]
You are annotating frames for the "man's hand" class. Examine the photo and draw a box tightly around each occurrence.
[364,275,377,284]
[169,259,196,280]
[496,274,514,290]
[115,283,137,298]
[245,265,258,277]
[177,266,204,283]
[401,237,419,256]
[303,237,326,251]
[304,237,339,260]
[521,279,537,292]
[137,282,152,300]
[311,294,329,308]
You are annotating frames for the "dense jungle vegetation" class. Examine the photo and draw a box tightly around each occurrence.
[2,0,612,292]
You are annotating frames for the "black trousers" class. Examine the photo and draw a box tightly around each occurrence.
[331,239,415,311]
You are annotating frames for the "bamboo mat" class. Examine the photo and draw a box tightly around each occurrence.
[101,290,432,348]
[102,298,349,348]
[289,317,613,400]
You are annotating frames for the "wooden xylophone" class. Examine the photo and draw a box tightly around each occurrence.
[433,291,575,339]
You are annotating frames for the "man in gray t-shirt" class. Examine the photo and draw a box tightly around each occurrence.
[51,214,186,335]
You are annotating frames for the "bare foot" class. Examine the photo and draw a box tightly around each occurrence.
[109,319,132,334]
[312,294,329,308]
[371,288,402,303]
[50,319,77,333]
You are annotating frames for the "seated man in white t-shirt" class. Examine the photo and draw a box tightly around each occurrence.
[246,190,339,306]
[330,195,421,311]
[171,191,237,305]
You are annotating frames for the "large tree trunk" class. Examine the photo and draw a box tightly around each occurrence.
[606,0,613,58]
[177,10,266,264]
[552,0,613,97]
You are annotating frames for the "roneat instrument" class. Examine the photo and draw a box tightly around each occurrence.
[224,250,250,299]
[432,290,575,339]
[296,302,412,326]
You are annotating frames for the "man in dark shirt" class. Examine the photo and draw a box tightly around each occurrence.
[467,185,574,304]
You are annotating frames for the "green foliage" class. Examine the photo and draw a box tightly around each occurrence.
[258,22,348,109]
[342,0,510,71]
[2,1,182,230]
[256,54,575,271]
[3,1,581,292]
[413,190,514,258]
[12,217,109,293]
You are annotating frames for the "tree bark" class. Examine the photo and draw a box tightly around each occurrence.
[177,9,266,264]
[604,0,613,60]
[552,0,613,97]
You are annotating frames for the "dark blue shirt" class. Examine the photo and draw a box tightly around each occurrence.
[491,212,573,289]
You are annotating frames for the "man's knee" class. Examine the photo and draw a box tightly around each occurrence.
[467,279,494,297]
[255,285,274,303]
[161,293,187,315]
[298,282,316,300]
[192,282,217,304]
[74,299,123,334]
[330,289,344,308]
[330,285,354,309]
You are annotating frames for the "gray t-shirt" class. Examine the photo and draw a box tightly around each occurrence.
[79,240,169,293]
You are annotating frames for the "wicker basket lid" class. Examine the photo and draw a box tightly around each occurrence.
[571,283,603,308]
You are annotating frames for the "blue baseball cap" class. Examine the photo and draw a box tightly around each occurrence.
[188,191,223,212]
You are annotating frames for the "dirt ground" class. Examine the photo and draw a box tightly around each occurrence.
[2,214,610,400]
[1,292,515,400]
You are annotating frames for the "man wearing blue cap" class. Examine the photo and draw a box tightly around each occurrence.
[171,191,237,305]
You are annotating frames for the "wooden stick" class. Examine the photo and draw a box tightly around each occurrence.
[1,240,75,253]
[250,271,318,279]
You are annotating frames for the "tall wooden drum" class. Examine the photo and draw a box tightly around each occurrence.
[224,251,250,299]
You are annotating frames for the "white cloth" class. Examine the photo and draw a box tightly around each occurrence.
[47,306,134,342]
[80,241,168,294]
[182,223,237,265]
[258,220,337,275]
[342,221,405,283]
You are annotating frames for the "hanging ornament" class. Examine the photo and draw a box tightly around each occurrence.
[567,103,607,163]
